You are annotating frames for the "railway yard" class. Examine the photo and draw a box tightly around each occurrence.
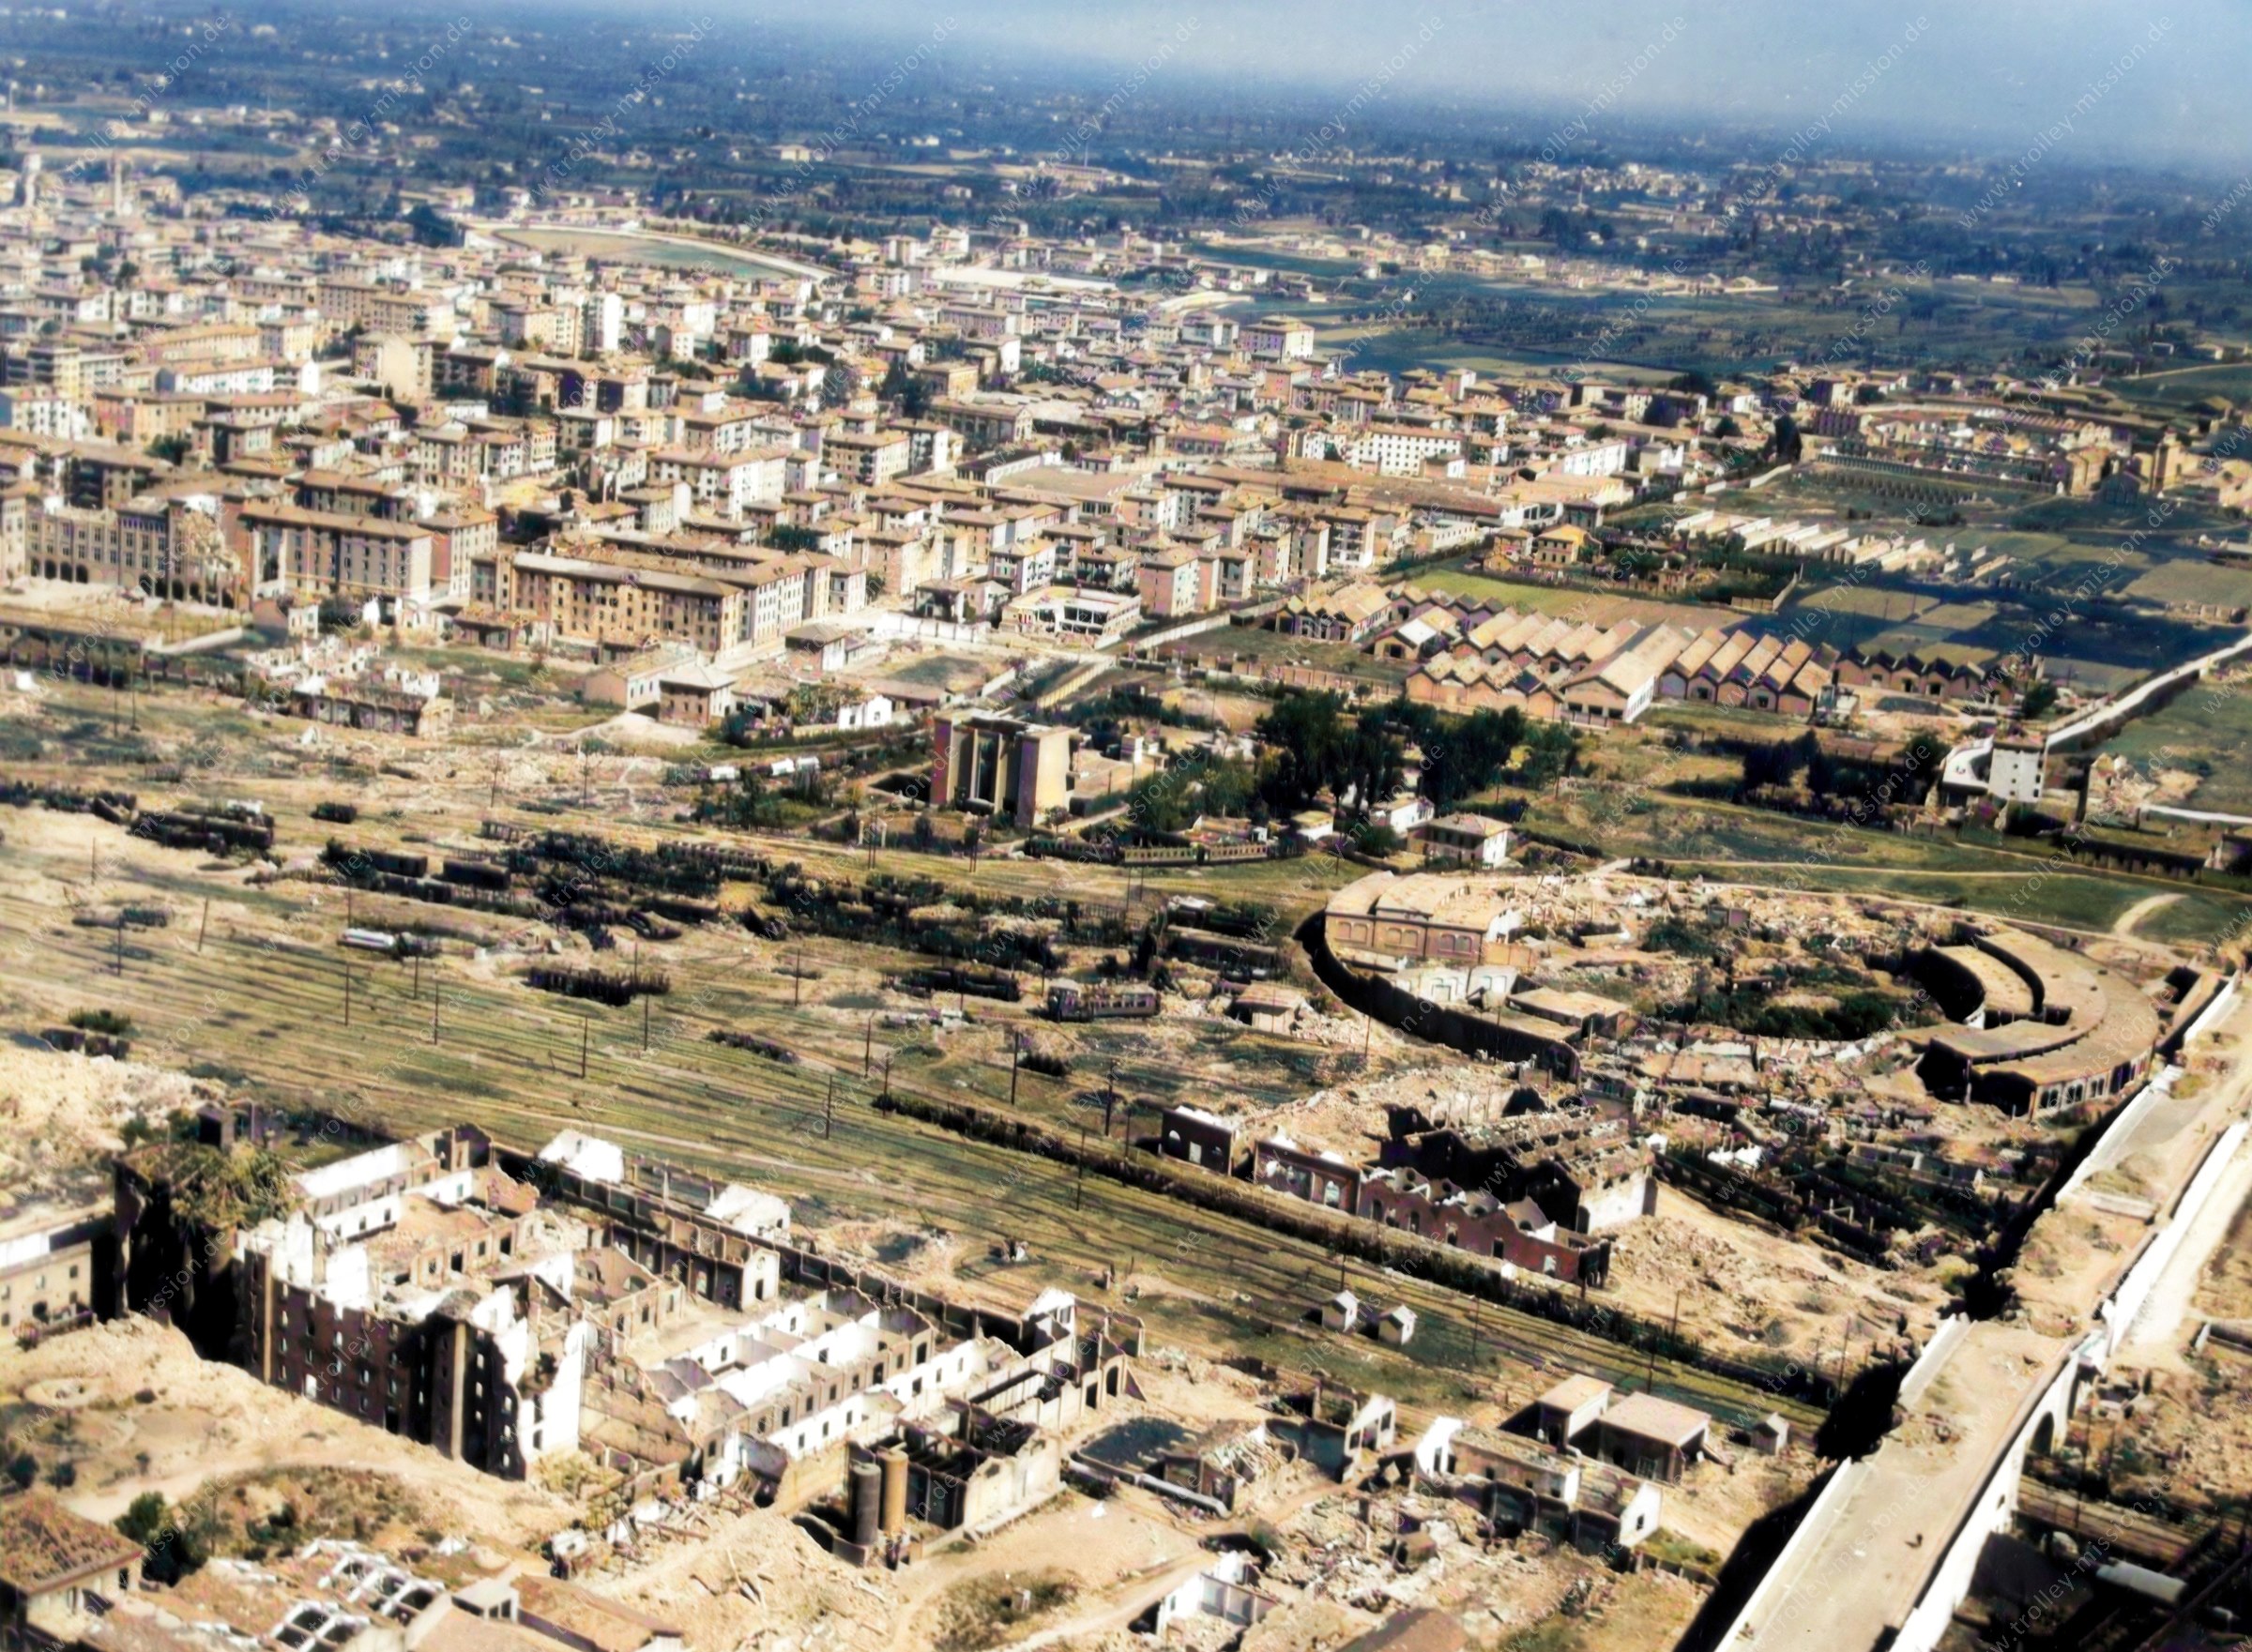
[5,650,2250,1652]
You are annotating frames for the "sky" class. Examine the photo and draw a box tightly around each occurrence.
[697,0,2246,175]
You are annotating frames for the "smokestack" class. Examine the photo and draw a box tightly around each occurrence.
[879,1445,908,1534]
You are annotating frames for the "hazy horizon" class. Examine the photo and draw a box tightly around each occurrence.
[591,0,2245,178]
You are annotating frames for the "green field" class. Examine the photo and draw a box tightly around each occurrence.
[2124,558,2252,611]
[1408,563,1718,629]
[2106,361,2252,409]
[2100,677,2252,817]
[1510,785,2252,944]
[496,227,806,279]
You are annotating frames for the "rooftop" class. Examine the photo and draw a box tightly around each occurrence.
[0,1491,144,1594]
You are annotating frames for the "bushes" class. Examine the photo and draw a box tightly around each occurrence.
[1661,987,1925,1041]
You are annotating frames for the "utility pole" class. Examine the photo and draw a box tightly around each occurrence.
[342,960,352,1027]
[412,953,421,1002]
[643,988,651,1051]
[579,1013,589,1079]
[196,897,208,953]
[825,1074,835,1139]
[114,914,124,976]
[1075,1124,1088,1211]
[794,947,803,1008]
[432,981,441,1044]
[881,1051,893,1105]
[1010,1034,1021,1108]
[1103,1057,1118,1136]
[863,1012,874,1076]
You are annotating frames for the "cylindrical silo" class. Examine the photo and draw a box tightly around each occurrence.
[879,1444,909,1534]
[850,1459,881,1548]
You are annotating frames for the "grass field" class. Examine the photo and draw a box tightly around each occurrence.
[1509,783,2252,945]
[1155,623,1410,686]
[2099,677,2252,817]
[2106,362,2252,409]
[2124,558,2252,611]
[1408,563,1719,629]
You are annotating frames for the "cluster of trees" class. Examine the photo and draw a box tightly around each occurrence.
[1109,691,1581,838]
[1371,700,1579,802]
[1738,731,1934,803]
[1123,752,1259,834]
[1255,693,1406,823]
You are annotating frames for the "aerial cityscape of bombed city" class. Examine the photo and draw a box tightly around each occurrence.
[8,5,2252,1652]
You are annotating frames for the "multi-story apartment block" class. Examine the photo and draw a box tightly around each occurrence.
[239,501,439,618]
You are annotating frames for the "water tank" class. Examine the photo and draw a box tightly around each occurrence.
[849,1460,881,1548]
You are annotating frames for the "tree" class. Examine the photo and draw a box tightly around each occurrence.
[2019,680,2060,719]
[1517,724,1580,790]
[117,1491,206,1585]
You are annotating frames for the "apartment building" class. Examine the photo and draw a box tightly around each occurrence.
[240,500,439,616]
